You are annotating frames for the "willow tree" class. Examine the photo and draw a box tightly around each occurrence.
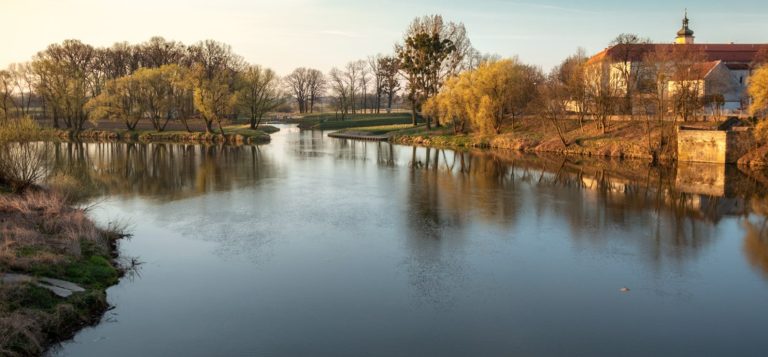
[424,59,542,135]
[191,64,237,134]
[86,73,143,130]
[750,65,768,119]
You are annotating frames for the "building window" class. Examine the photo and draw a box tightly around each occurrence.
[740,76,744,85]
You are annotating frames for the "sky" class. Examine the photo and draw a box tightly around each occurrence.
[2,0,768,75]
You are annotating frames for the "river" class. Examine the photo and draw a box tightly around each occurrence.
[49,124,768,356]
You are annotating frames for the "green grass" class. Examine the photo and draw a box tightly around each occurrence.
[68,125,279,143]
[338,124,420,135]
[297,113,421,130]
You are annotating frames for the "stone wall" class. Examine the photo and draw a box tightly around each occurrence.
[677,126,754,164]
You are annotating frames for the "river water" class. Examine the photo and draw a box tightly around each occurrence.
[48,125,768,356]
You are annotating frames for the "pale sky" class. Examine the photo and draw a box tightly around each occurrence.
[2,0,768,75]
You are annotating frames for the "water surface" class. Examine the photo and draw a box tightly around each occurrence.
[49,125,768,356]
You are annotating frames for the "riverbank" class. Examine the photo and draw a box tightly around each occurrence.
[296,113,420,130]
[52,124,279,144]
[0,187,129,356]
[386,117,716,162]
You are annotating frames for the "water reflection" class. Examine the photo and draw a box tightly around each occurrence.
[46,142,275,201]
[49,128,768,356]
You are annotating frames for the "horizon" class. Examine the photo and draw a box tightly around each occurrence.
[2,0,768,75]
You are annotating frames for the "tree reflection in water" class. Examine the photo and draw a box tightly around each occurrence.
[46,142,275,201]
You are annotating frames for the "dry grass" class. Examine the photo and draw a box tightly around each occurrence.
[0,191,109,271]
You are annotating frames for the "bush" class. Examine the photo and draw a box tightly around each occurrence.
[0,117,49,143]
[756,120,768,146]
[0,143,49,193]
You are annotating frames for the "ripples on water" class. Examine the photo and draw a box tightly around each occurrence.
[34,125,768,356]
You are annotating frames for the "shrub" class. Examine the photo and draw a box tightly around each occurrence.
[0,143,49,193]
[0,117,49,143]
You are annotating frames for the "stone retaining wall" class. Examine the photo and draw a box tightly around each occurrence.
[677,126,753,164]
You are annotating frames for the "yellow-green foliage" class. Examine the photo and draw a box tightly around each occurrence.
[0,117,50,142]
[755,119,768,145]
[424,59,540,135]
[750,65,768,118]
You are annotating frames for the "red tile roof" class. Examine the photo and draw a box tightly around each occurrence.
[588,43,768,65]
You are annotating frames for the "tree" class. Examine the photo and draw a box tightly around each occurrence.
[239,65,283,130]
[0,70,13,121]
[609,33,651,116]
[8,63,35,117]
[306,69,325,113]
[538,69,571,147]
[133,65,176,131]
[87,74,144,130]
[424,58,542,135]
[285,68,310,113]
[328,67,351,120]
[31,39,99,131]
[369,55,384,114]
[378,56,401,114]
[749,64,768,119]
[396,15,473,128]
[584,57,621,134]
[558,49,589,130]
[138,37,186,68]
[666,45,708,121]
[359,62,371,113]
[345,61,364,114]
[422,75,470,134]
[190,64,238,134]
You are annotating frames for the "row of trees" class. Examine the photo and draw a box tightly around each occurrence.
[0,37,284,132]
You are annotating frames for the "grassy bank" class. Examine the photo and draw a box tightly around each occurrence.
[53,124,279,144]
[297,113,422,130]
[0,189,129,356]
[388,117,710,162]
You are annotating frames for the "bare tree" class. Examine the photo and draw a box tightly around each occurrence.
[359,62,371,114]
[345,60,364,114]
[369,55,384,114]
[9,63,35,117]
[584,57,620,134]
[285,68,310,113]
[306,69,325,113]
[328,67,351,120]
[609,33,651,117]
[539,69,570,147]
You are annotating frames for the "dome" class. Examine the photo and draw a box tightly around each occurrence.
[677,27,694,37]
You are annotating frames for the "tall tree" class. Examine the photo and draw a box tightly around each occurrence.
[285,68,310,113]
[378,56,401,113]
[306,69,325,113]
[369,55,384,114]
[609,33,651,116]
[239,65,283,130]
[328,67,351,120]
[558,49,589,130]
[396,15,472,128]
[31,39,99,131]
[345,61,364,114]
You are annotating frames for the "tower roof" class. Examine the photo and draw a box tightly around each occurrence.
[677,11,694,37]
